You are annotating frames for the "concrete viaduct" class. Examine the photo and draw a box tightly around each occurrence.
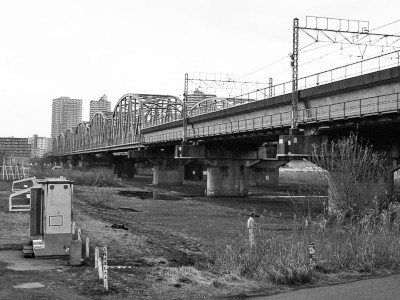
[51,63,400,197]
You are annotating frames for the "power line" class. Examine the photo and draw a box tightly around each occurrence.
[236,55,288,80]
[236,19,400,82]
[299,19,400,55]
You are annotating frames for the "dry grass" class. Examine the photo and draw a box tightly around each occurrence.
[210,204,400,286]
[30,167,122,187]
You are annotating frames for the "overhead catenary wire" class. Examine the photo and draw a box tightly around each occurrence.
[190,19,400,99]
[237,18,400,81]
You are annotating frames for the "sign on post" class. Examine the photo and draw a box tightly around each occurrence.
[103,246,108,290]
[308,242,316,266]
[77,229,82,241]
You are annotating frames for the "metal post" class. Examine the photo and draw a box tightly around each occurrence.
[183,73,188,145]
[269,78,273,98]
[377,96,380,113]
[291,18,299,129]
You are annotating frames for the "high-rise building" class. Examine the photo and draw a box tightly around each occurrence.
[28,134,52,158]
[186,88,216,109]
[89,94,111,120]
[0,137,32,158]
[51,97,82,138]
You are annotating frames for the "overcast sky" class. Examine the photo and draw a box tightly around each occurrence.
[1,0,399,138]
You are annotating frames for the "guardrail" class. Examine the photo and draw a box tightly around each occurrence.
[231,50,400,102]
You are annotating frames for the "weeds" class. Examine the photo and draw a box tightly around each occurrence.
[90,187,115,208]
[210,206,400,285]
[210,231,317,285]
[30,167,121,187]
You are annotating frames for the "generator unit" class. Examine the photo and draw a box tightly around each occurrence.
[23,177,74,258]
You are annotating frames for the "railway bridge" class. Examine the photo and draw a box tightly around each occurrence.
[51,54,400,197]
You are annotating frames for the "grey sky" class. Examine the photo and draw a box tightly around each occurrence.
[1,0,399,137]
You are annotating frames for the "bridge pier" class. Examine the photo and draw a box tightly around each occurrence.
[60,157,68,169]
[205,159,249,196]
[152,159,184,186]
[112,155,124,177]
[249,160,287,187]
[79,154,93,168]
[126,158,136,178]
[67,155,79,169]
[129,148,185,186]
[175,144,280,196]
[387,143,400,198]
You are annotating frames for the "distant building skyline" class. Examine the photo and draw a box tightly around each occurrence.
[0,137,31,158]
[28,134,52,158]
[89,94,111,120]
[51,96,83,138]
[186,88,216,109]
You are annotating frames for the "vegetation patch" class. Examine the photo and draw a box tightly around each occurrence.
[31,167,122,187]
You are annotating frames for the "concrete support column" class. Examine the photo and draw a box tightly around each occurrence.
[113,156,124,177]
[152,159,184,186]
[249,160,287,187]
[249,162,278,187]
[79,155,93,168]
[126,158,136,178]
[68,156,79,169]
[206,160,249,197]
[184,161,204,181]
[60,157,68,169]
[136,161,153,176]
[387,144,400,198]
[387,158,400,198]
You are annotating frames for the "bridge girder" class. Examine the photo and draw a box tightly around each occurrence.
[53,93,183,155]
[188,97,237,117]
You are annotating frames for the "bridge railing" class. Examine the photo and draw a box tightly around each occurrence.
[141,91,400,143]
[231,50,400,102]
[299,92,399,123]
[142,130,183,143]
[142,115,182,129]
[56,92,400,153]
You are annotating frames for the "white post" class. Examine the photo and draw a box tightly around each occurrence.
[103,246,108,290]
[77,229,82,241]
[98,257,103,279]
[72,221,76,234]
[86,237,90,258]
[94,247,99,269]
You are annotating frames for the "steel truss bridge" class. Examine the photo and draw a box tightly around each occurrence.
[52,50,400,157]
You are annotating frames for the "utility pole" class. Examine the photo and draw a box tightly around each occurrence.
[182,73,188,145]
[291,18,299,131]
[290,16,400,132]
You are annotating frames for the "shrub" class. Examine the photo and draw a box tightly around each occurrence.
[90,186,115,208]
[311,134,390,219]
